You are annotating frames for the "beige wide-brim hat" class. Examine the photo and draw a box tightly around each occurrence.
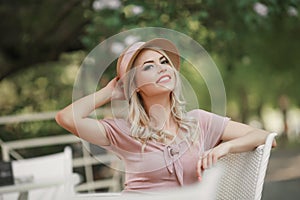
[116,38,180,79]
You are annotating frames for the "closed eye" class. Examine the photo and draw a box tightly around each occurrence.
[160,58,169,65]
[143,64,154,71]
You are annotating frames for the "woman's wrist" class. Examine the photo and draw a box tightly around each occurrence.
[222,140,233,154]
[95,86,113,105]
[222,130,266,154]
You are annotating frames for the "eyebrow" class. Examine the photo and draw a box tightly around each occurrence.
[142,56,165,65]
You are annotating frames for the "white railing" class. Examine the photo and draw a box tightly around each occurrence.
[0,111,123,193]
[1,134,79,161]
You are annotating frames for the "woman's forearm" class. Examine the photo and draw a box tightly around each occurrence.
[55,86,112,132]
[226,129,270,153]
[71,87,112,118]
[55,77,119,138]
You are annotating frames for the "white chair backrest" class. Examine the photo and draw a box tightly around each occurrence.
[2,146,73,200]
[215,132,277,200]
[13,147,72,182]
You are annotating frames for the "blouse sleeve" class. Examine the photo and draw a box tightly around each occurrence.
[190,109,230,151]
[100,118,126,147]
[99,118,141,154]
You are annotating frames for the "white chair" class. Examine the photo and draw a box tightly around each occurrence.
[122,132,277,200]
[72,133,277,200]
[215,132,277,200]
[1,146,75,200]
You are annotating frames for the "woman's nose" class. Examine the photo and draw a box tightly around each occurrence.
[157,64,167,74]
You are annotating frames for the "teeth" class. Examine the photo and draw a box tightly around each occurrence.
[159,76,170,82]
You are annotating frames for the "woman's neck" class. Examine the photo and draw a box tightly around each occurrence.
[144,94,171,113]
[142,93,178,132]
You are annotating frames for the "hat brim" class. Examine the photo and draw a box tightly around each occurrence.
[117,38,180,78]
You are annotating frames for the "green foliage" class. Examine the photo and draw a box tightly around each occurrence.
[0,51,86,140]
[85,0,300,117]
[1,51,85,114]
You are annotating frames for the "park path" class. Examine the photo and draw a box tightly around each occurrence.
[262,147,300,200]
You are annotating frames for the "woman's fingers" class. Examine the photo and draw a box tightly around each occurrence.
[208,151,213,169]
[202,152,208,169]
[196,159,202,180]
[201,149,213,170]
[212,153,218,165]
[197,144,230,181]
[196,150,209,182]
[110,78,126,100]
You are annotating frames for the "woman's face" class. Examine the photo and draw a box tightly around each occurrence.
[132,49,176,97]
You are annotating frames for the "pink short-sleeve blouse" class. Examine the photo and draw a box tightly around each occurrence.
[99,109,230,192]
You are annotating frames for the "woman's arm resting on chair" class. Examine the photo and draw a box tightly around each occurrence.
[221,121,277,153]
[197,120,277,177]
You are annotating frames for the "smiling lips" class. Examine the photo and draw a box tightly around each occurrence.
[156,75,171,83]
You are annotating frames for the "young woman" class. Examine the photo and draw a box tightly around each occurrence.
[55,38,276,192]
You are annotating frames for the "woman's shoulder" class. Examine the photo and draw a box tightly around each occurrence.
[102,117,128,123]
[187,109,212,118]
[101,117,130,132]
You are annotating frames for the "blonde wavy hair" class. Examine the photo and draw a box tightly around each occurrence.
[123,48,200,150]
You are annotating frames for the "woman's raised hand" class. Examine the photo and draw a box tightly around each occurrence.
[105,77,126,101]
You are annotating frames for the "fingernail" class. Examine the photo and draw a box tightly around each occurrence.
[198,176,202,182]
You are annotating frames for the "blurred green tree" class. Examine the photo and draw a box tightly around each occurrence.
[0,51,85,140]
[83,0,300,122]
[0,0,92,80]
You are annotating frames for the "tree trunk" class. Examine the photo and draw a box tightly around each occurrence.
[279,95,289,139]
[239,87,249,123]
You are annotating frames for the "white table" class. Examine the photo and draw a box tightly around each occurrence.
[0,179,64,193]
[0,179,65,200]
[73,193,122,200]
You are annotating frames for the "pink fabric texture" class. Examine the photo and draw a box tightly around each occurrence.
[99,109,230,192]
